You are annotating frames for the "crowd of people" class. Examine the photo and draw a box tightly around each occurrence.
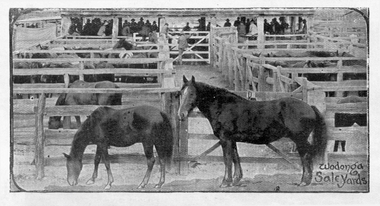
[67,17,160,39]
[223,16,307,35]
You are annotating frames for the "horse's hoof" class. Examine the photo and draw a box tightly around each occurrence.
[104,184,112,190]
[297,182,309,187]
[220,182,232,188]
[137,184,146,189]
[86,179,95,185]
[232,178,242,186]
[154,183,163,188]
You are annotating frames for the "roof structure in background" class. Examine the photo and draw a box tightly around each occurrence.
[59,8,316,18]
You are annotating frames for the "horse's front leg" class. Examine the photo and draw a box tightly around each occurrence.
[231,141,243,186]
[86,146,102,185]
[138,143,155,189]
[100,146,114,190]
[220,137,233,188]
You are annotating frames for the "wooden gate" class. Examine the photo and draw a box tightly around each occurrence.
[167,31,210,64]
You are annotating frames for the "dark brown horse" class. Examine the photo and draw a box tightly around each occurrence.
[178,76,327,187]
[63,106,173,189]
[48,80,122,129]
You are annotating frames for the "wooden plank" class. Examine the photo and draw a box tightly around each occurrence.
[13,84,66,89]
[13,68,174,75]
[266,143,301,170]
[43,104,159,116]
[281,66,367,74]
[325,96,368,104]
[312,80,366,88]
[326,102,368,113]
[262,56,365,61]
[189,134,217,140]
[13,57,170,64]
[13,83,162,89]
[13,87,180,94]
[174,155,301,165]
[44,153,148,167]
[318,86,367,92]
[248,91,303,101]
[15,49,159,54]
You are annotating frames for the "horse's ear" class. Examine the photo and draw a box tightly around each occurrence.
[191,76,195,83]
[63,153,71,159]
[183,75,188,83]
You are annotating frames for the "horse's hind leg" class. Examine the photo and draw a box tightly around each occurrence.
[293,137,313,186]
[154,143,170,188]
[155,156,166,188]
[231,141,243,186]
[138,142,155,189]
[220,138,233,188]
[86,146,102,185]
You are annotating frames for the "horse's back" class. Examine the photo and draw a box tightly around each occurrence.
[95,81,119,89]
[95,81,122,105]
[65,80,121,105]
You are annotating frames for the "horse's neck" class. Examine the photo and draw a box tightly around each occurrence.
[69,131,90,160]
[195,83,234,119]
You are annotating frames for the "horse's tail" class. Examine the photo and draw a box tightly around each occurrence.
[311,106,328,164]
[156,112,174,170]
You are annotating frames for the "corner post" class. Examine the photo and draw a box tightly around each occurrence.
[35,93,46,179]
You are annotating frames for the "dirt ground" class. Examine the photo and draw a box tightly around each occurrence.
[11,65,369,192]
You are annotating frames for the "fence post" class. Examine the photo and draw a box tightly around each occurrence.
[170,92,181,174]
[64,73,70,88]
[336,59,344,97]
[226,43,234,88]
[179,118,189,175]
[79,61,84,81]
[35,93,46,179]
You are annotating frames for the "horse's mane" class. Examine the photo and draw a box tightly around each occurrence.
[194,81,246,101]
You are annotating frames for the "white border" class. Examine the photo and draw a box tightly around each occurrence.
[2,0,380,205]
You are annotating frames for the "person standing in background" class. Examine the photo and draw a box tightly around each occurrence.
[183,22,191,31]
[224,19,231,27]
[233,17,240,27]
[177,31,192,65]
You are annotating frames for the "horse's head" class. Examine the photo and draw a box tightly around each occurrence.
[63,153,82,186]
[178,75,198,121]
[48,116,62,129]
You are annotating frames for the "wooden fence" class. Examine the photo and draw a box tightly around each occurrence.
[12,49,183,179]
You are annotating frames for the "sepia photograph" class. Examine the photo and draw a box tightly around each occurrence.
[4,0,379,205]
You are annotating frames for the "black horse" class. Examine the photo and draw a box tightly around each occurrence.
[48,80,122,129]
[63,105,173,189]
[178,76,327,187]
